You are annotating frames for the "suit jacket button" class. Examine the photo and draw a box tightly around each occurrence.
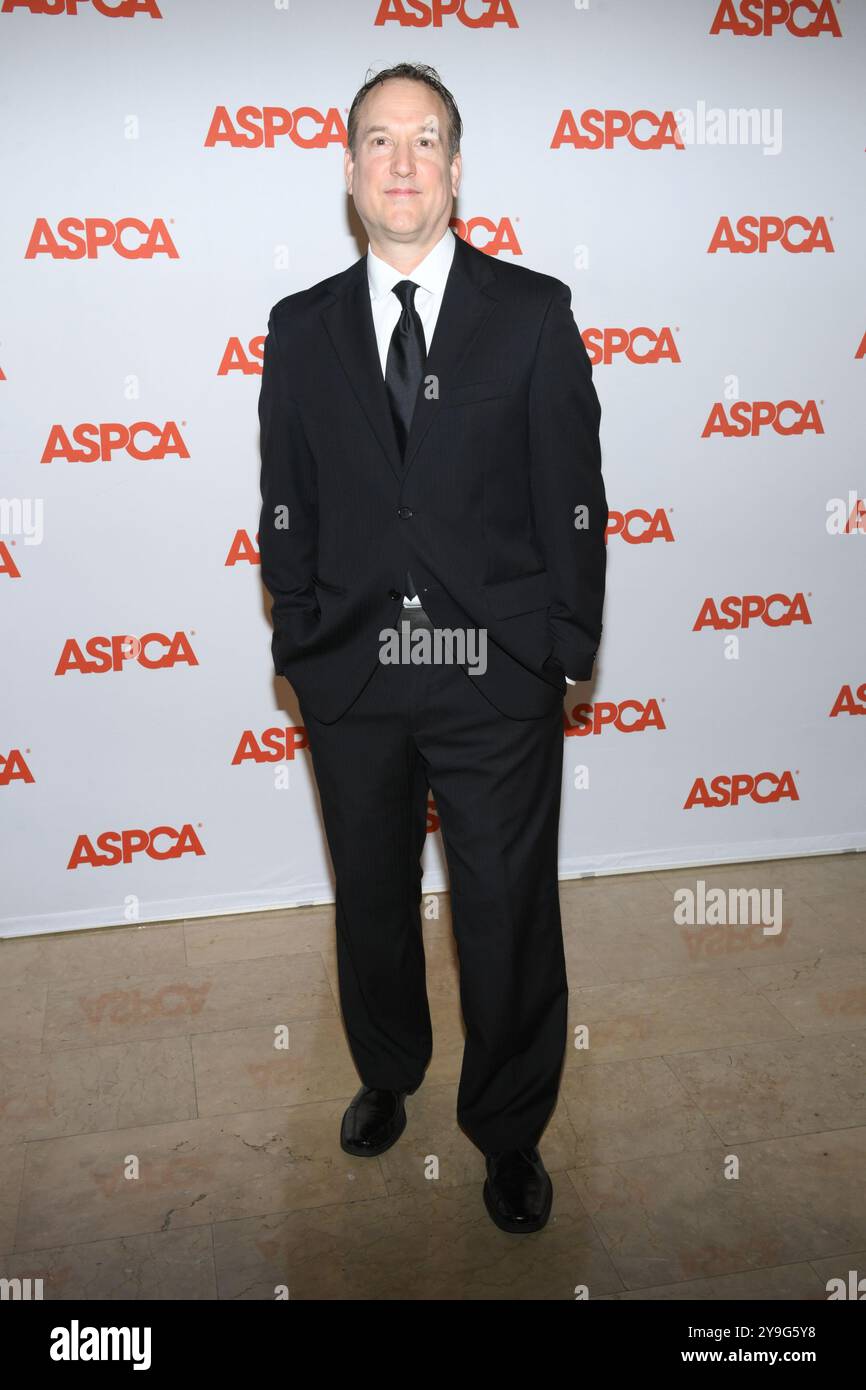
[397,507,414,519]
[388,589,401,600]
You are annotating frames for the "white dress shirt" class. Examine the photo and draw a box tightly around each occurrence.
[367,226,455,608]
[366,228,576,685]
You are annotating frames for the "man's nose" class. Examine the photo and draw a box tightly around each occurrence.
[390,142,416,177]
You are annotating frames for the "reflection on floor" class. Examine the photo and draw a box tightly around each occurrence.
[1,852,864,1300]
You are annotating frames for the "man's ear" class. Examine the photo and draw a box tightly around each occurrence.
[344,146,354,194]
[450,152,462,197]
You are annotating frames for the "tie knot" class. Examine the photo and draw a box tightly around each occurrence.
[392,279,419,310]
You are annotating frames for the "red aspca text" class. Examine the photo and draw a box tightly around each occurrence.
[709,0,842,38]
[1,0,162,16]
[563,699,666,737]
[68,824,205,869]
[606,509,675,544]
[450,217,522,256]
[219,337,266,375]
[583,328,681,365]
[684,771,799,808]
[25,218,178,259]
[2,0,162,15]
[226,529,261,566]
[232,727,311,763]
[708,215,834,253]
[205,106,347,149]
[374,0,518,27]
[693,593,811,630]
[551,109,685,150]
[1,749,35,786]
[0,542,21,580]
[56,633,198,674]
[829,683,866,717]
[41,422,190,463]
[702,400,823,437]
[842,497,866,534]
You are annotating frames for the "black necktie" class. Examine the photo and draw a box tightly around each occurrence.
[385,279,425,602]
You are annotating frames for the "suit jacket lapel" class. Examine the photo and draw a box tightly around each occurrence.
[321,233,499,484]
[322,258,404,482]
[402,233,498,477]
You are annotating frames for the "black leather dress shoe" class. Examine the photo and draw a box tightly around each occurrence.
[340,1085,414,1157]
[483,1147,553,1233]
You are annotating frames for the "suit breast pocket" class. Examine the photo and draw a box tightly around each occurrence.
[440,376,512,407]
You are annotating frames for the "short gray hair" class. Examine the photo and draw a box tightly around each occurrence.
[346,61,463,162]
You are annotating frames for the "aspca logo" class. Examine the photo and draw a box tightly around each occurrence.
[563,699,666,737]
[694,593,812,630]
[25,218,178,260]
[856,330,866,359]
[219,336,265,376]
[41,422,190,464]
[205,106,347,149]
[551,109,685,151]
[1,749,35,786]
[826,491,866,535]
[450,217,522,256]
[1,0,161,16]
[0,541,21,580]
[829,683,866,717]
[606,508,675,545]
[56,633,198,674]
[226,528,262,567]
[710,0,842,38]
[68,824,205,870]
[685,771,799,809]
[702,399,823,437]
[583,328,680,365]
[374,0,518,28]
[232,726,311,764]
[708,215,834,253]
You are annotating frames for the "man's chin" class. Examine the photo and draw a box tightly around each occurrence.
[384,209,423,230]
[379,218,426,242]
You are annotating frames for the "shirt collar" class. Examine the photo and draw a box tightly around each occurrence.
[367,225,456,302]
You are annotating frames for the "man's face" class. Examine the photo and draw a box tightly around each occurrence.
[345,78,461,251]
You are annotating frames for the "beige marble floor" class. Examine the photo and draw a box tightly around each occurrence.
[1,852,863,1300]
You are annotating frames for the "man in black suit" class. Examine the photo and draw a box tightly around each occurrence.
[258,62,607,1233]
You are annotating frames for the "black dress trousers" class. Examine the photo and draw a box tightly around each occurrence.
[298,622,568,1156]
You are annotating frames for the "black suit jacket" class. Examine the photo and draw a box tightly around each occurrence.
[258,232,607,723]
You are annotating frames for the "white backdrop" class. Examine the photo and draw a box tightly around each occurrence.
[2,0,864,939]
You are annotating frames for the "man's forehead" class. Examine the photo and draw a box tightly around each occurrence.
[360,115,443,133]
[361,83,444,122]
